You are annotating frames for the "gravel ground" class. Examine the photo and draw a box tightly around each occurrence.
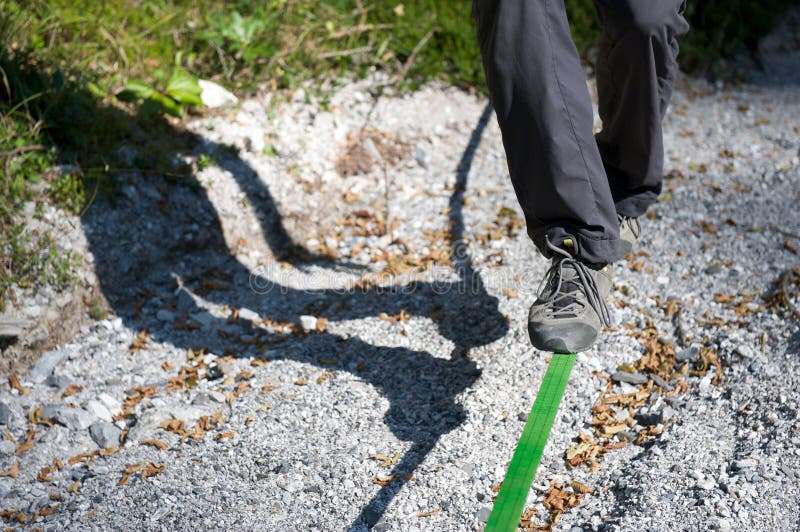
[2,16,800,531]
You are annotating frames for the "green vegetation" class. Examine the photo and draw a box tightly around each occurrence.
[0,0,795,309]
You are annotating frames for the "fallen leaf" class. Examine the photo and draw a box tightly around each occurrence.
[372,475,396,486]
[142,439,169,450]
[37,466,53,482]
[369,453,401,468]
[785,240,799,255]
[417,506,440,518]
[503,288,518,299]
[38,504,59,517]
[141,462,166,479]
[16,428,35,455]
[162,361,175,371]
[0,462,19,479]
[62,384,83,397]
[294,379,308,386]
[27,406,54,427]
[8,374,28,395]
[0,510,27,523]
[129,330,151,353]
[316,372,333,384]
[215,432,234,440]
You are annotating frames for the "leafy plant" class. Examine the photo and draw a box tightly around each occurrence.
[116,69,203,117]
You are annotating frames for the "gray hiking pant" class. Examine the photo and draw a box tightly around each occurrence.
[473,0,689,264]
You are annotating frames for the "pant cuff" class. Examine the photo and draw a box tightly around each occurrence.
[531,225,622,265]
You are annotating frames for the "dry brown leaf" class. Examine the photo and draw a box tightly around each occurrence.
[417,506,440,518]
[27,406,54,427]
[159,418,186,435]
[503,288,519,299]
[141,463,166,479]
[60,384,83,397]
[162,361,175,371]
[8,374,28,395]
[36,466,53,483]
[294,379,308,386]
[369,453,401,468]
[38,504,59,517]
[129,330,151,353]
[0,462,19,479]
[16,428,35,455]
[67,481,80,494]
[215,432,234,440]
[316,372,333,384]
[0,509,28,523]
[142,439,169,450]
[372,475,396,486]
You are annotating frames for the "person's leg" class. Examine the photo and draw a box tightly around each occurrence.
[593,0,690,217]
[473,0,620,266]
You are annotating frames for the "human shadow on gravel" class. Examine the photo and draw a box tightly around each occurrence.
[58,86,505,529]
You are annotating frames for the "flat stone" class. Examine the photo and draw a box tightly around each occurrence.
[0,402,17,425]
[89,421,122,449]
[97,393,122,416]
[85,400,113,422]
[733,458,758,470]
[676,346,700,362]
[190,312,215,328]
[476,506,492,523]
[661,405,677,422]
[238,307,260,323]
[611,371,648,385]
[54,407,96,431]
[650,374,674,391]
[45,374,74,389]
[29,349,67,384]
[156,309,175,322]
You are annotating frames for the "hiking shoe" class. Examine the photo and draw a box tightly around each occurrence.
[618,214,641,257]
[528,238,612,353]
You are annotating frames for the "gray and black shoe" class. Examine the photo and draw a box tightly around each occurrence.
[618,214,641,257]
[528,239,612,353]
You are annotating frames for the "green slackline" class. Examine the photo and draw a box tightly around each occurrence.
[485,353,576,532]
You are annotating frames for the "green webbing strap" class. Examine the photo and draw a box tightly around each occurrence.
[485,353,576,532]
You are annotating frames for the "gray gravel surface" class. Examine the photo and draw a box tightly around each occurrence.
[2,17,800,531]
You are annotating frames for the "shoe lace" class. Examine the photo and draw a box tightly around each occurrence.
[538,237,611,326]
[618,214,641,239]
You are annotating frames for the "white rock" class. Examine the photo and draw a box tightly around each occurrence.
[198,80,238,108]
[86,400,113,422]
[238,307,261,323]
[98,393,122,416]
[299,315,318,331]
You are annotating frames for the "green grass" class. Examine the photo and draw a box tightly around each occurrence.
[0,0,795,310]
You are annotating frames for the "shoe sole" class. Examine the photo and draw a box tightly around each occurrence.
[527,322,599,353]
